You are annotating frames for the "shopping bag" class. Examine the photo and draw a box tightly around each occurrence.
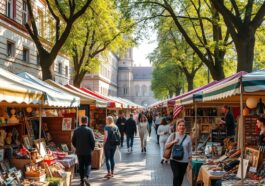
[114,147,122,162]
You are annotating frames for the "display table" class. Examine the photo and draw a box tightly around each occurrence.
[221,179,261,186]
[91,148,104,169]
[197,165,224,186]
[57,154,77,180]
[192,159,203,180]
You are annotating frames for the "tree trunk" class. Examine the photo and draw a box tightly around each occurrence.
[40,52,55,80]
[186,76,194,91]
[175,87,181,96]
[236,30,255,72]
[207,62,225,80]
[73,76,82,88]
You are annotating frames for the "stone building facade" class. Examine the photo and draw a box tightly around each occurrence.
[0,0,70,84]
[82,48,157,107]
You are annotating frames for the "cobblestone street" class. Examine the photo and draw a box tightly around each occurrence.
[72,128,190,186]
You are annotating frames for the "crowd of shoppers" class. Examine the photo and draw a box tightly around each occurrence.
[72,110,191,186]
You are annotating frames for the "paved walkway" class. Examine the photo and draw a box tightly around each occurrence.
[72,128,190,186]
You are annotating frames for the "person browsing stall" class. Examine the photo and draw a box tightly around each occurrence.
[220,105,236,138]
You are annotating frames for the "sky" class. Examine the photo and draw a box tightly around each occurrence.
[133,33,157,67]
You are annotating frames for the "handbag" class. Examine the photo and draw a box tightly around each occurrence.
[163,133,175,159]
[172,135,187,160]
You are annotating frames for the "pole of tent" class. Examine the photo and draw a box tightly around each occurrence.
[76,107,79,127]
[239,77,244,186]
[39,101,43,139]
[195,102,198,154]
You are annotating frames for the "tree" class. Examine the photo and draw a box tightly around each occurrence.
[119,0,232,80]
[210,0,265,72]
[149,17,203,91]
[25,0,93,80]
[151,62,183,99]
[64,0,134,87]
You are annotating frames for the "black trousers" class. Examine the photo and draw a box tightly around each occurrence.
[170,160,188,186]
[77,154,91,181]
[120,131,125,146]
[155,124,160,143]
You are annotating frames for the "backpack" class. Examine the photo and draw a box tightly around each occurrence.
[109,127,121,146]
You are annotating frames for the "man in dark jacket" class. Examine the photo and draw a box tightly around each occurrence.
[116,113,127,147]
[125,114,137,152]
[72,116,95,185]
[220,105,235,138]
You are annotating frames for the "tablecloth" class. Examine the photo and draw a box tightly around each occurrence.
[57,154,77,168]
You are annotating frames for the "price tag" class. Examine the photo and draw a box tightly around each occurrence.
[249,166,257,173]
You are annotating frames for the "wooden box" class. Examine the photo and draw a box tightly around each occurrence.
[91,148,104,169]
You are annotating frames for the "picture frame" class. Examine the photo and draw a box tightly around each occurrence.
[62,118,72,131]
[33,139,47,157]
[245,147,260,170]
[201,124,210,133]
[0,149,4,161]
[61,144,69,152]
[22,135,31,149]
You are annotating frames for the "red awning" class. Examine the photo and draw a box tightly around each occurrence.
[80,87,122,108]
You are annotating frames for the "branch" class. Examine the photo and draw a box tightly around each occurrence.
[71,0,93,22]
[54,0,68,22]
[244,0,254,25]
[46,0,60,41]
[251,2,265,29]
[231,0,240,18]
[210,0,242,30]
[26,0,39,37]
[210,0,239,44]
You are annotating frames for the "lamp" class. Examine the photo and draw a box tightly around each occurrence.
[246,97,258,109]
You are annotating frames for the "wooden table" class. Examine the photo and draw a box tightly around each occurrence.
[197,165,224,186]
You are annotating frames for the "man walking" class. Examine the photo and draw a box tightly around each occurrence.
[116,113,127,147]
[125,114,137,152]
[72,116,95,186]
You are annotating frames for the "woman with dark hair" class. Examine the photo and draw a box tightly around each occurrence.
[165,119,192,186]
[138,115,149,152]
[157,118,171,164]
[256,117,265,153]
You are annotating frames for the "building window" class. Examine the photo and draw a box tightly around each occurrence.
[36,52,40,65]
[6,0,13,18]
[38,9,44,37]
[65,66,68,76]
[58,62,62,74]
[22,47,29,62]
[7,41,15,57]
[135,85,140,96]
[22,0,28,25]
[142,85,147,96]
[123,87,128,95]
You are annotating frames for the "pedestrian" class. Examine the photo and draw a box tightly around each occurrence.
[157,118,171,164]
[116,112,126,147]
[220,105,235,138]
[154,113,162,144]
[165,119,192,186]
[103,116,120,178]
[256,117,265,154]
[125,113,137,152]
[138,115,148,152]
[147,112,153,136]
[72,116,95,186]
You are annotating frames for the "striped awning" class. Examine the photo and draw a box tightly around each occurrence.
[173,105,183,119]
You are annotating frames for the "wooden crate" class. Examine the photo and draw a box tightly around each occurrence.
[91,148,104,169]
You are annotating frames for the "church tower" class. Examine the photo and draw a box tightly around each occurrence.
[117,48,134,99]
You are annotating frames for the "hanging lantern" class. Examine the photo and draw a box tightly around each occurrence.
[243,107,249,116]
[246,97,258,109]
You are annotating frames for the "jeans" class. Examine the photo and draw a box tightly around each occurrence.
[155,124,160,143]
[170,160,188,186]
[77,154,92,181]
[148,122,152,136]
[126,134,134,148]
[104,146,116,172]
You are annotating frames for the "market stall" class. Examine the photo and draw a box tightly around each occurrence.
[189,70,265,186]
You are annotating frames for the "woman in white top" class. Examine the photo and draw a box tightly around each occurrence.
[165,119,192,186]
[138,115,149,152]
[157,118,171,164]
